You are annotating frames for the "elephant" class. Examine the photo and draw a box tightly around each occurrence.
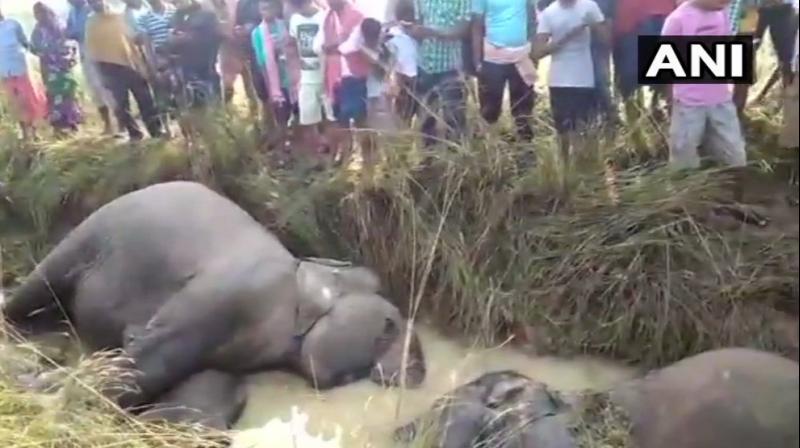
[397,348,799,448]
[1,181,426,418]
[394,370,575,448]
[137,370,247,431]
[609,347,799,448]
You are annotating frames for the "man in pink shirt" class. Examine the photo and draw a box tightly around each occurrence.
[662,0,747,190]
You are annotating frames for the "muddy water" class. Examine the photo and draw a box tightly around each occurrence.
[232,324,637,447]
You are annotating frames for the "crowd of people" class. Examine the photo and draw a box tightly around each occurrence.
[0,0,797,175]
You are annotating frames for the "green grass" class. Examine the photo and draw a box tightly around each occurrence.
[0,44,798,446]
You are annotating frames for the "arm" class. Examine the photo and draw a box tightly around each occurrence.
[587,2,610,47]
[29,29,41,55]
[16,22,30,50]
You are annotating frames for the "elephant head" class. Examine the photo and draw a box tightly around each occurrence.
[290,259,426,390]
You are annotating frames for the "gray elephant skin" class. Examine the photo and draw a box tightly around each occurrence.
[138,370,247,431]
[395,370,574,448]
[397,348,799,448]
[1,181,426,419]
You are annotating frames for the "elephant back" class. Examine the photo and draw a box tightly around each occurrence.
[610,348,800,448]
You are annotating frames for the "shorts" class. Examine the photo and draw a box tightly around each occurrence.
[366,96,400,132]
[549,87,597,134]
[333,76,368,127]
[297,82,333,125]
[669,100,746,169]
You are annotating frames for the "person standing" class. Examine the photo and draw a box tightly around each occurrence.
[67,0,116,135]
[85,0,163,141]
[534,0,608,176]
[386,0,419,124]
[756,0,799,87]
[662,0,747,201]
[612,0,676,125]
[590,0,616,126]
[168,0,224,108]
[404,0,471,148]
[471,0,538,141]
[30,2,84,136]
[137,0,177,133]
[251,0,296,147]
[317,0,370,166]
[123,0,152,38]
[0,7,47,141]
[727,0,760,120]
[210,0,260,113]
[779,0,798,152]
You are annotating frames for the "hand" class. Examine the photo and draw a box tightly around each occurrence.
[474,59,483,74]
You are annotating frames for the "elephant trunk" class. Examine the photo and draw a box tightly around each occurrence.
[370,322,426,388]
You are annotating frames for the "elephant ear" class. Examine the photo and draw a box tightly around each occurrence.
[294,259,382,337]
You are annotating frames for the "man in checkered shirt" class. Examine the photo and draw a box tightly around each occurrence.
[403,0,471,148]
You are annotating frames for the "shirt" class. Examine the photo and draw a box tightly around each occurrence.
[66,4,91,46]
[290,11,325,84]
[85,12,148,75]
[614,0,675,36]
[387,27,419,77]
[414,0,471,74]
[537,0,604,87]
[125,3,151,36]
[661,1,732,106]
[472,0,531,48]
[0,19,30,78]
[137,6,176,50]
[727,0,760,34]
[171,6,222,76]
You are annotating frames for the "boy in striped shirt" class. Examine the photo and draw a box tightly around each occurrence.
[137,0,177,135]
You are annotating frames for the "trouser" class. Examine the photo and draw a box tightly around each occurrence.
[416,69,467,148]
[477,61,535,140]
[97,62,163,140]
[756,3,799,76]
[592,46,615,122]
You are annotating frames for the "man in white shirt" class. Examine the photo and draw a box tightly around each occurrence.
[289,0,332,152]
[534,0,608,175]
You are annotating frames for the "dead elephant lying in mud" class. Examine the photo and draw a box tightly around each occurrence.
[1,181,426,428]
[396,348,799,448]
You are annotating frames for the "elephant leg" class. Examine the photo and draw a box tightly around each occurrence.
[137,370,248,430]
[111,277,239,411]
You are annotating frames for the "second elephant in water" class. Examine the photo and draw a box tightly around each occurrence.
[397,348,799,448]
[2,181,426,417]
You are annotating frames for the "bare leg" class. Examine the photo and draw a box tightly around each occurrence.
[99,106,113,135]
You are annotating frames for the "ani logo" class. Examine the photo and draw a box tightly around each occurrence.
[638,35,755,85]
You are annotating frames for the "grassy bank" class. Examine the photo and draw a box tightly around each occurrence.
[0,325,229,448]
[2,90,798,367]
[1,86,798,447]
